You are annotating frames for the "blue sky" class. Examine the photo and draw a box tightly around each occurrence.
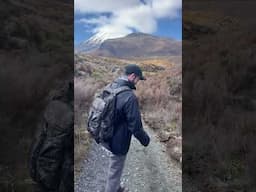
[74,0,182,45]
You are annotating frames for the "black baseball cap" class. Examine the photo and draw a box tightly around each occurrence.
[124,64,146,80]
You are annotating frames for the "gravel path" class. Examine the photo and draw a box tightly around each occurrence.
[75,123,182,192]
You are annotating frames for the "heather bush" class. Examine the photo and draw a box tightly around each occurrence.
[74,77,106,126]
[137,66,182,136]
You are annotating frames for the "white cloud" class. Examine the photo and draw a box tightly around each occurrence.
[75,0,139,13]
[114,5,157,33]
[152,0,181,18]
[77,16,109,26]
[75,0,181,40]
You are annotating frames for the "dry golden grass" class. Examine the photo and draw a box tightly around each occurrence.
[74,125,90,177]
[134,58,174,68]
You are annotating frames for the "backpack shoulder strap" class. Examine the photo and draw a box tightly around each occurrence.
[103,84,131,95]
[113,86,131,95]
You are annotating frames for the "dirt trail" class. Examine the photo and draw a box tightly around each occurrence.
[75,122,182,192]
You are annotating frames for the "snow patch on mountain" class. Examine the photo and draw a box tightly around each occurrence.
[75,32,127,53]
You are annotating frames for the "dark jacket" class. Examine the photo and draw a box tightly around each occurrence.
[109,77,150,155]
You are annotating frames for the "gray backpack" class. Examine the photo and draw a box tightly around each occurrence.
[87,85,130,144]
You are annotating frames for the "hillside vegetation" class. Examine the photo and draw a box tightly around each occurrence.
[0,0,73,191]
[183,11,256,191]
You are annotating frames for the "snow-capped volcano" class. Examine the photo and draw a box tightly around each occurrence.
[75,35,105,53]
[75,32,127,53]
[75,32,181,58]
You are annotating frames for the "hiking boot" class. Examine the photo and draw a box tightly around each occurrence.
[117,186,129,192]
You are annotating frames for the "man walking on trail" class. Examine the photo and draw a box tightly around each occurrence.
[104,64,151,192]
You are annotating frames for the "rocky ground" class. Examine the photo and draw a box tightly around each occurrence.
[75,122,181,192]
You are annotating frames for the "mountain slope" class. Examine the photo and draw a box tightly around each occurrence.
[77,33,181,58]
